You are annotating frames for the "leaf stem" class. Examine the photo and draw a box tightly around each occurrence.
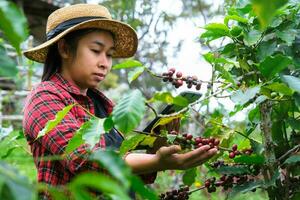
[145,102,158,118]
[188,186,206,194]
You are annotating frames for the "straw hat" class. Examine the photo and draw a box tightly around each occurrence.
[23,4,138,63]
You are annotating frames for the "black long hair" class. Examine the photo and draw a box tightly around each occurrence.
[42,28,109,81]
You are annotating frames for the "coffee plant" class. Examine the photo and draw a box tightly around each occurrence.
[2,0,300,199]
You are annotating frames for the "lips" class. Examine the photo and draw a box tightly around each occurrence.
[93,73,105,81]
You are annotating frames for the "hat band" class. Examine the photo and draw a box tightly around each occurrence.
[46,16,107,40]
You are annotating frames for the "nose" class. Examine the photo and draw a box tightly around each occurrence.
[97,53,110,71]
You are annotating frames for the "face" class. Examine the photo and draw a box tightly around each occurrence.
[59,30,115,93]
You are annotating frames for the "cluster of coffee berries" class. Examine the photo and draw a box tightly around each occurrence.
[210,160,225,168]
[228,144,253,159]
[171,132,220,150]
[159,186,189,200]
[161,68,203,90]
[204,174,254,192]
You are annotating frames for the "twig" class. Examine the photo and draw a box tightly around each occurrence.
[209,120,251,140]
[145,102,158,118]
[278,144,300,164]
[188,186,206,194]
[157,83,233,118]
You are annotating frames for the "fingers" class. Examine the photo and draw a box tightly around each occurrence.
[189,147,218,168]
[157,145,181,157]
[177,145,218,169]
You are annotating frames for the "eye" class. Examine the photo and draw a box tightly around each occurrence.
[91,49,100,53]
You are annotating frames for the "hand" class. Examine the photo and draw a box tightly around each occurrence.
[155,144,218,170]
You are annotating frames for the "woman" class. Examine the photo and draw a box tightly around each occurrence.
[23,3,217,199]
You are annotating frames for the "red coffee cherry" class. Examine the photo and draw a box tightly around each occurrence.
[194,137,202,144]
[169,67,176,73]
[214,139,220,146]
[176,71,183,78]
[186,134,193,140]
[176,79,183,87]
[229,152,235,159]
[232,144,238,151]
[205,180,211,188]
[196,82,202,90]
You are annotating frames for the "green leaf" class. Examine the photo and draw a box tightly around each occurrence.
[257,40,277,61]
[113,59,143,70]
[65,131,84,154]
[214,165,251,175]
[283,155,300,165]
[215,64,235,84]
[230,26,243,37]
[287,118,300,130]
[81,117,105,148]
[91,150,131,190]
[258,55,292,79]
[203,52,234,65]
[248,106,260,124]
[251,0,288,29]
[130,176,158,200]
[119,133,146,156]
[264,82,294,96]
[1,146,18,159]
[103,116,114,132]
[36,104,76,140]
[112,90,145,134]
[65,117,105,154]
[0,162,36,200]
[236,0,251,9]
[220,43,236,55]
[281,75,300,93]
[200,23,230,42]
[166,134,177,144]
[234,154,265,165]
[0,44,17,77]
[69,172,131,200]
[231,86,260,105]
[224,15,248,26]
[0,1,28,53]
[182,168,197,186]
[139,135,157,147]
[229,180,263,198]
[250,139,264,154]
[276,29,298,46]
[149,92,189,107]
[243,30,262,46]
[128,67,144,83]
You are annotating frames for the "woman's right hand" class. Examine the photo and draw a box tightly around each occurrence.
[155,144,218,171]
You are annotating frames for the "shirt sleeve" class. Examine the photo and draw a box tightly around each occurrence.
[23,88,105,174]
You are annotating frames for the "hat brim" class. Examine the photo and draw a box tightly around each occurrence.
[23,18,138,63]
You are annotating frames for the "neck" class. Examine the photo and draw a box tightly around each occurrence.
[60,71,88,96]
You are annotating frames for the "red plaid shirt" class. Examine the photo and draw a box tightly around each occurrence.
[23,73,113,186]
[23,73,156,188]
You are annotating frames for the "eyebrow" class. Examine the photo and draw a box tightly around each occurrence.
[92,41,116,51]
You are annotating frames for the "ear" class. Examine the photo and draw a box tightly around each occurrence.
[57,39,70,59]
